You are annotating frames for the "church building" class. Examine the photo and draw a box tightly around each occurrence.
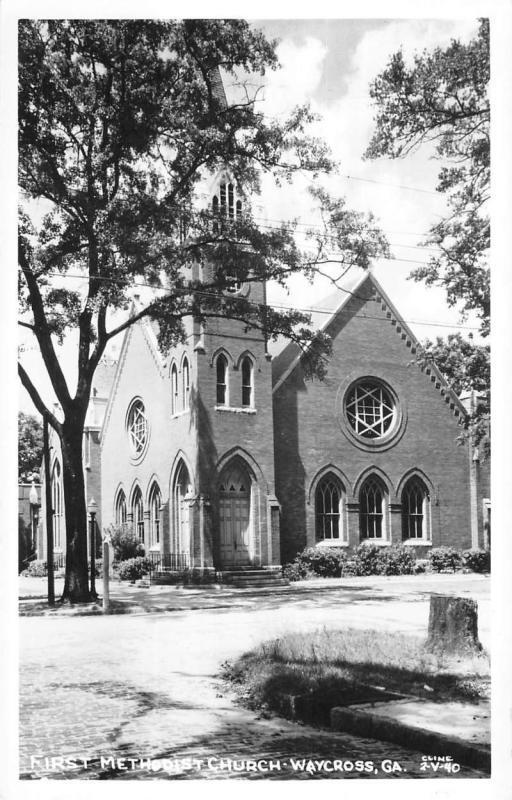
[37,69,488,579]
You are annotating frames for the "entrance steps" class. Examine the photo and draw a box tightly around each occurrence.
[148,565,288,588]
[220,567,289,588]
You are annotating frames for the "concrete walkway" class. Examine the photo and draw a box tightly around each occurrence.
[19,574,490,780]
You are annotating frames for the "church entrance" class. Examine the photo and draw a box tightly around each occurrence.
[219,461,252,567]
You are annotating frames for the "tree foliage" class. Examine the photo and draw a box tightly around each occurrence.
[419,333,490,456]
[18,19,388,601]
[365,19,490,336]
[18,412,43,483]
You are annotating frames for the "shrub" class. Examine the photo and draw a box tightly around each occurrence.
[20,559,47,578]
[429,547,463,573]
[105,524,145,561]
[378,545,415,576]
[298,546,347,578]
[353,543,382,576]
[462,549,490,573]
[116,556,152,581]
[340,558,358,577]
[282,561,312,582]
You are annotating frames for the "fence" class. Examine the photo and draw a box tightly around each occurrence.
[147,552,190,573]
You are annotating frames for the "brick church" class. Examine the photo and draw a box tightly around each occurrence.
[36,71,489,578]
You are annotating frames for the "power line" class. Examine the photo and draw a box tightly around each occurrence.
[19,271,480,332]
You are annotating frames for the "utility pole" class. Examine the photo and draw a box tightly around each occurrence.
[43,413,55,605]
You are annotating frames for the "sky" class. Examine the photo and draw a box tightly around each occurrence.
[14,15,485,414]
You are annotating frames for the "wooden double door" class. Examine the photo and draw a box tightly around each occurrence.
[219,463,252,567]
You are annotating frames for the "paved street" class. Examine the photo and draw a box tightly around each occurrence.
[19,574,490,780]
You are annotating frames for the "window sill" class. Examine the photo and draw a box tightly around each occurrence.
[171,409,190,419]
[215,406,256,414]
[316,540,349,548]
[359,539,391,547]
[402,539,432,546]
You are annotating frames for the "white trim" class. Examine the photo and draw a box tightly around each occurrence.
[215,406,256,414]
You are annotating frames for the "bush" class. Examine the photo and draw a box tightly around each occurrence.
[377,545,415,576]
[462,549,490,573]
[282,561,312,582]
[353,543,382,575]
[105,524,145,561]
[20,559,47,578]
[116,556,152,581]
[298,546,348,578]
[429,547,463,573]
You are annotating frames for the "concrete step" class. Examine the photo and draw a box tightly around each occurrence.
[227,577,289,588]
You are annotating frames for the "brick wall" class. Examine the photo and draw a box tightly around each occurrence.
[274,281,473,564]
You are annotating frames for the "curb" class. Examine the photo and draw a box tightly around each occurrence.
[330,706,490,773]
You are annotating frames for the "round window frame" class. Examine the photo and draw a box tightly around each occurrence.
[336,375,407,452]
[125,397,150,464]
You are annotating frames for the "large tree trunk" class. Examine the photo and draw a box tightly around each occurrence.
[60,414,91,603]
[425,594,482,655]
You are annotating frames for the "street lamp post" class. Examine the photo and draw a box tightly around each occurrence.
[88,498,98,600]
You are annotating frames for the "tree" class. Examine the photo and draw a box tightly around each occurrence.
[365,19,490,336]
[18,412,43,483]
[418,333,490,456]
[19,20,388,601]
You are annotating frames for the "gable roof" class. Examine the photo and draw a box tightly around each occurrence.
[271,268,370,390]
[271,269,467,421]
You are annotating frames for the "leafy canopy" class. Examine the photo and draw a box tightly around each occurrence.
[365,19,489,336]
[419,333,490,455]
[19,19,390,429]
[18,413,43,483]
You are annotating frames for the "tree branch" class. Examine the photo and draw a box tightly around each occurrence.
[18,361,63,437]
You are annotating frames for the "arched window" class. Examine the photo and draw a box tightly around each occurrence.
[132,487,144,543]
[360,477,387,539]
[182,357,190,411]
[173,462,191,560]
[241,357,253,407]
[149,483,162,547]
[216,354,228,406]
[51,460,63,549]
[115,490,127,526]
[171,364,178,415]
[402,478,430,540]
[211,181,243,225]
[315,474,343,541]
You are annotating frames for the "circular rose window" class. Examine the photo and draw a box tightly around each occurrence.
[345,380,397,439]
[126,398,149,460]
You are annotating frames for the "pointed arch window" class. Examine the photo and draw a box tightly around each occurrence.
[51,460,63,549]
[315,474,344,541]
[360,477,387,539]
[402,478,430,540]
[149,483,162,547]
[182,357,190,411]
[115,490,127,526]
[216,354,228,406]
[171,364,178,415]
[241,357,253,407]
[132,487,144,543]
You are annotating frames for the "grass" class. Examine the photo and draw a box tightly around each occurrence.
[221,627,490,718]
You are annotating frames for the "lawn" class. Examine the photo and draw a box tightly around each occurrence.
[222,627,490,720]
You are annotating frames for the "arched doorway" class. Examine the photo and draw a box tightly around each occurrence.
[173,461,192,560]
[218,460,252,567]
